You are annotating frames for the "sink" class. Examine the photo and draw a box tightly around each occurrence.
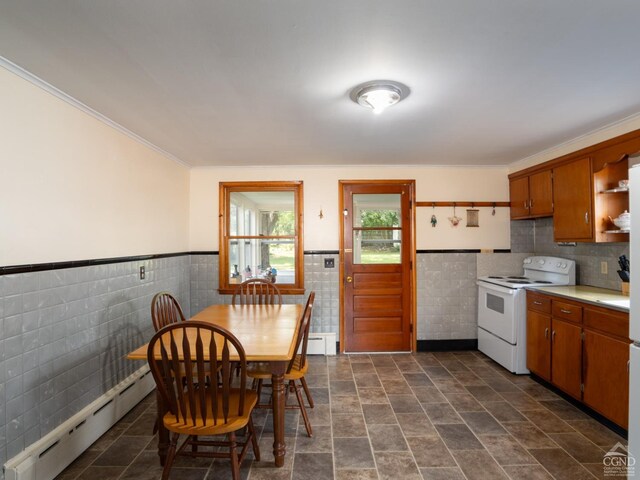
[597,298,630,309]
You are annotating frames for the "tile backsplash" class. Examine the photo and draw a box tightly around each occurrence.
[530,217,629,290]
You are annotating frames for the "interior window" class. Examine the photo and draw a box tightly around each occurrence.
[219,181,304,294]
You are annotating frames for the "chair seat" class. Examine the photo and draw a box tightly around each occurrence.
[247,355,308,381]
[163,389,258,436]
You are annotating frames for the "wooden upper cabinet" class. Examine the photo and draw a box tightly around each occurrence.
[509,170,553,219]
[553,157,593,241]
[509,176,530,219]
[529,171,553,216]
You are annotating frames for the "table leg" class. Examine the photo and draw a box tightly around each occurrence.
[156,387,169,466]
[270,362,287,467]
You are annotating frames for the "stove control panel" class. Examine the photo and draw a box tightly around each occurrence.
[523,256,576,285]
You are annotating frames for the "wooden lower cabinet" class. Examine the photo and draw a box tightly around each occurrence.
[583,330,630,429]
[526,290,630,429]
[526,311,551,380]
[550,318,583,399]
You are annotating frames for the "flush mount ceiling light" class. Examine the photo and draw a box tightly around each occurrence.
[351,81,409,114]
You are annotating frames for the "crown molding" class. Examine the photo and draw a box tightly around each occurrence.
[510,111,640,172]
[0,55,190,169]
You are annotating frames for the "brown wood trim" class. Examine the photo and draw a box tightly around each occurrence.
[416,201,510,208]
[218,181,304,294]
[338,179,417,353]
[509,128,640,180]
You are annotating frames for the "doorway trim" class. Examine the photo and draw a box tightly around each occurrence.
[338,179,417,353]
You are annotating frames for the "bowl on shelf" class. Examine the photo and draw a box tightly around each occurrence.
[619,179,629,189]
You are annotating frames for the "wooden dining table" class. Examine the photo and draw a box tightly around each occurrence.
[127,303,304,468]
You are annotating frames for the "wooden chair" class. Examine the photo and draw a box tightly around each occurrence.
[151,292,186,331]
[248,292,315,436]
[147,322,260,480]
[232,278,282,306]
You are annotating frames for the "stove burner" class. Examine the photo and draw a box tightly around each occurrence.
[488,276,504,279]
[535,280,553,284]
[508,276,528,279]
[507,280,530,284]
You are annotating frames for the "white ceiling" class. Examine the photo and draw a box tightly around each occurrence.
[2,1,640,167]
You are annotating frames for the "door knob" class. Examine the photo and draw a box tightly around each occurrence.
[346,276,353,283]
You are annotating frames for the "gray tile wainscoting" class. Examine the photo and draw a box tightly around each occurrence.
[0,256,189,476]
[416,253,478,341]
[190,253,340,334]
[531,217,630,290]
[2,215,629,478]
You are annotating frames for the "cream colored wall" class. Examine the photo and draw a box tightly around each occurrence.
[189,166,511,251]
[0,67,190,265]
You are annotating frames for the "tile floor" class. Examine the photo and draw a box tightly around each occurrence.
[55,351,626,480]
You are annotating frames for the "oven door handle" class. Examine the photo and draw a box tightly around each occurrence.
[476,281,516,295]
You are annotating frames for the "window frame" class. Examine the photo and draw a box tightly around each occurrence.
[218,181,304,295]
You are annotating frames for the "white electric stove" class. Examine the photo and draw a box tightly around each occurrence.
[477,256,576,374]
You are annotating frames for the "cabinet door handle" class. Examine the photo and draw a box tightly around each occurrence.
[533,301,542,305]
[560,309,572,314]
[552,330,556,342]
[584,211,589,224]
[529,199,534,209]
[544,327,549,339]
[524,200,528,209]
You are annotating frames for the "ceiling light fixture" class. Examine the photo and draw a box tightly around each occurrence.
[352,81,409,114]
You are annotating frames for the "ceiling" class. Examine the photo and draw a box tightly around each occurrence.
[2,1,640,168]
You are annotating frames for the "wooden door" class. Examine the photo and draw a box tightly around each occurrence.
[340,181,414,352]
[529,170,553,216]
[583,330,630,428]
[526,310,551,380]
[509,176,530,219]
[553,157,593,241]
[551,319,583,399]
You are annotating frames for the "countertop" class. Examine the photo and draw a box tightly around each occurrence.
[526,285,630,313]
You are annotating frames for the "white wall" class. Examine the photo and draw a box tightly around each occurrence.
[189,166,511,251]
[509,113,640,173]
[0,67,190,265]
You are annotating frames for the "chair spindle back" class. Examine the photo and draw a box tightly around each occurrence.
[147,322,249,427]
[232,279,282,306]
[151,292,186,331]
[287,292,315,374]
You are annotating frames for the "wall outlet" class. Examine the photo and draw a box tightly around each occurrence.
[324,258,335,268]
[600,261,608,275]
[140,266,146,279]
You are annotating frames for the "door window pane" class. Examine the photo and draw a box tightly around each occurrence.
[353,194,401,227]
[353,230,401,264]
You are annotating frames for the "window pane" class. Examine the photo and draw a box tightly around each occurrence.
[230,204,238,236]
[353,194,401,228]
[230,191,295,236]
[353,229,401,264]
[227,238,295,284]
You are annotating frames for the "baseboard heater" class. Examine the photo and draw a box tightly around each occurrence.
[4,366,155,480]
[306,332,337,355]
